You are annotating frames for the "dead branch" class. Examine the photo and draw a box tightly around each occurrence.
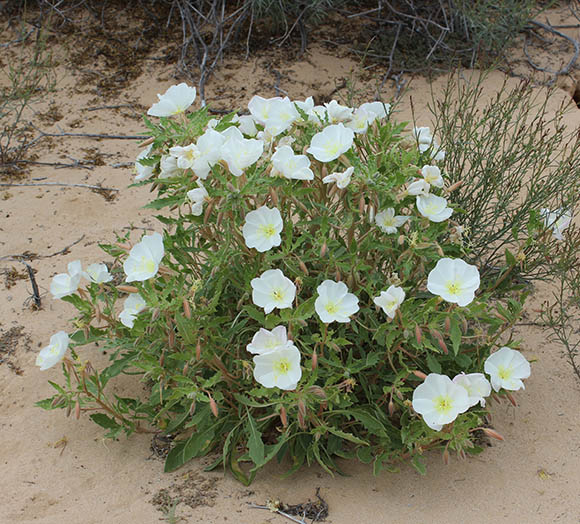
[0,182,119,191]
[1,235,85,262]
[525,20,580,76]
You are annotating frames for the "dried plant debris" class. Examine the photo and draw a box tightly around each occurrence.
[281,488,329,522]
[151,471,218,515]
[0,325,31,375]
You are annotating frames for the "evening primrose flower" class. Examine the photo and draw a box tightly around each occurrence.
[324,100,353,123]
[243,206,283,252]
[452,373,492,407]
[421,165,444,188]
[247,325,292,355]
[540,208,572,240]
[135,145,154,181]
[147,82,196,116]
[253,343,302,390]
[50,260,83,299]
[307,123,354,162]
[83,263,112,284]
[187,182,209,216]
[359,101,390,121]
[375,208,409,234]
[36,331,69,371]
[407,179,430,196]
[271,145,314,180]
[147,83,197,117]
[413,126,445,161]
[264,97,299,136]
[315,280,360,323]
[159,155,181,179]
[119,293,147,329]
[220,127,264,177]
[427,258,480,307]
[248,95,282,125]
[416,194,453,222]
[123,232,164,282]
[484,347,531,392]
[322,166,354,188]
[251,269,296,314]
[412,373,471,431]
[169,129,224,179]
[232,114,257,136]
[295,96,314,116]
[373,285,405,319]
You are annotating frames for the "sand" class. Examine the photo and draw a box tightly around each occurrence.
[1,6,580,524]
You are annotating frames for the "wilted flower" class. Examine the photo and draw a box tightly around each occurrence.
[484,347,531,392]
[50,260,83,299]
[247,325,292,354]
[187,182,209,216]
[427,257,480,307]
[375,208,409,234]
[315,280,359,323]
[412,373,471,431]
[119,293,147,329]
[243,206,283,252]
[452,372,492,407]
[147,83,197,117]
[416,194,453,222]
[413,126,445,161]
[251,269,296,314]
[374,285,405,319]
[540,208,572,240]
[36,331,69,371]
[307,123,354,162]
[84,263,113,284]
[322,166,354,188]
[271,145,314,180]
[421,165,444,188]
[123,232,164,282]
[220,127,264,177]
[135,145,155,181]
[253,343,302,390]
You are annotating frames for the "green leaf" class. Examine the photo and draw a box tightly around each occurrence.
[164,425,216,472]
[90,413,120,431]
[327,427,368,446]
[245,409,265,466]
[411,455,427,475]
[426,352,442,374]
[450,319,462,355]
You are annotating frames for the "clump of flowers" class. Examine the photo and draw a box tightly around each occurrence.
[37,84,551,483]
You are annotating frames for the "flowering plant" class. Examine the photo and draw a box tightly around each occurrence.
[37,84,557,483]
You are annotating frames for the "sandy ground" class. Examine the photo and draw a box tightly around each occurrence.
[1,6,580,524]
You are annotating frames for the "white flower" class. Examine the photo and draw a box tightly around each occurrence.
[271,145,314,180]
[232,114,257,136]
[159,155,181,179]
[324,100,353,123]
[375,208,409,234]
[247,326,292,354]
[248,95,282,125]
[346,102,390,134]
[421,165,444,188]
[36,331,69,371]
[484,347,531,392]
[407,179,430,196]
[307,123,354,163]
[147,83,197,117]
[427,258,480,307]
[243,206,283,252]
[416,194,453,222]
[264,97,299,136]
[412,373,471,431]
[251,269,296,314]
[413,126,445,161]
[84,263,112,284]
[119,293,147,329]
[135,145,154,181]
[373,285,405,319]
[50,260,83,299]
[187,182,209,216]
[220,127,264,177]
[322,166,354,188]
[295,96,314,116]
[123,232,164,282]
[452,373,492,407]
[540,208,572,240]
[169,129,224,179]
[253,344,302,390]
[315,280,359,323]
[359,101,390,121]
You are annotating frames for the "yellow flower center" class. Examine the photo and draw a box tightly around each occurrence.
[325,301,339,314]
[498,365,513,380]
[434,395,453,414]
[138,256,156,275]
[325,142,340,156]
[49,345,60,355]
[272,288,285,302]
[387,300,397,310]
[445,280,461,296]
[259,224,276,238]
[274,358,290,375]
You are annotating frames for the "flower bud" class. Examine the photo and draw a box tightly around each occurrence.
[168,329,175,349]
[308,386,326,399]
[196,339,201,360]
[183,297,191,319]
[297,257,309,275]
[358,195,365,215]
[506,392,518,407]
[447,180,463,193]
[117,285,140,294]
[320,242,327,258]
[482,427,504,441]
[443,446,450,465]
[437,337,448,354]
[189,400,196,415]
[159,351,165,367]
[74,399,81,420]
[311,350,318,370]
[280,405,288,427]
[388,399,395,417]
[209,394,218,417]
[183,361,189,375]
[412,370,427,380]
[444,317,451,335]
[415,325,422,345]
[269,186,279,207]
